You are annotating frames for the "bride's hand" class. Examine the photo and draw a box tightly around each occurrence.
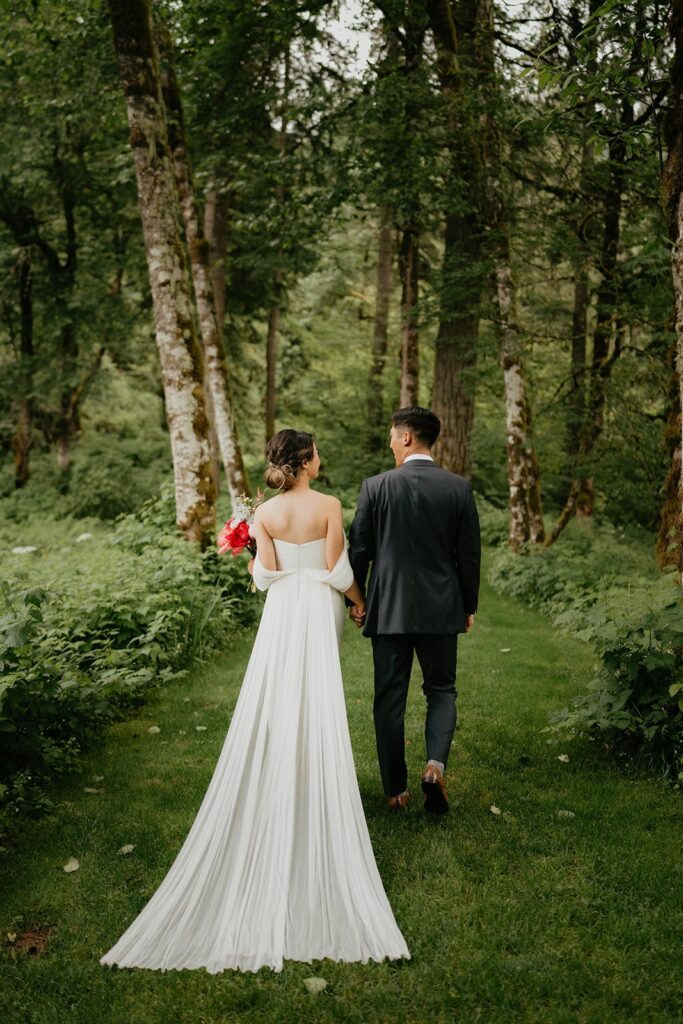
[247,558,254,575]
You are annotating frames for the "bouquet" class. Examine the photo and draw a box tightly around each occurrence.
[217,492,264,558]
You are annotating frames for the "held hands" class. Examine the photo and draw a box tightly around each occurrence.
[349,602,366,628]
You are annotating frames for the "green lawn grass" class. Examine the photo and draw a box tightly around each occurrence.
[1,578,682,1024]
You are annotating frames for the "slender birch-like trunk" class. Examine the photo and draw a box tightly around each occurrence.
[399,224,419,407]
[156,22,249,505]
[108,0,215,547]
[368,207,393,461]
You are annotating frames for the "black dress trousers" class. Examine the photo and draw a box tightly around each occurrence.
[371,633,458,797]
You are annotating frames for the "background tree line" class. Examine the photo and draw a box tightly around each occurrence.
[0,0,677,567]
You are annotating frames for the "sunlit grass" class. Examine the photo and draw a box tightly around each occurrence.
[1,578,682,1024]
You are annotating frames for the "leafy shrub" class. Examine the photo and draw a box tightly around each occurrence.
[0,488,257,830]
[547,574,683,776]
[488,519,657,616]
[488,521,683,776]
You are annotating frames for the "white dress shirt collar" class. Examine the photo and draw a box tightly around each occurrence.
[404,453,434,463]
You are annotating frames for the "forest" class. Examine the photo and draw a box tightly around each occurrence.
[1,1,683,1018]
[2,0,682,801]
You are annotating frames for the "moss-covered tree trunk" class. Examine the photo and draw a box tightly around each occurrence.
[368,207,393,462]
[427,0,485,477]
[478,0,544,547]
[398,223,419,407]
[108,0,215,547]
[661,0,683,583]
[156,21,249,506]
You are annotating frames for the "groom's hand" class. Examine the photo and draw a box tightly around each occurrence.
[465,614,474,633]
[349,604,366,628]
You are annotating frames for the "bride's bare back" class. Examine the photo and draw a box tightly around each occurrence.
[253,488,345,573]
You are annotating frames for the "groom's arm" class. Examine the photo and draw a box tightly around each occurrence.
[348,478,375,600]
[455,481,481,616]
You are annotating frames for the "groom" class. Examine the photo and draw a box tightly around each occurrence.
[348,407,481,814]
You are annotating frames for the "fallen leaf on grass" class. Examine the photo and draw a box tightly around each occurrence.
[303,977,328,994]
[557,754,570,764]
[118,844,135,855]
[500,648,511,653]
[83,787,103,794]
[6,932,16,942]
[62,857,80,873]
[557,810,576,819]
[195,725,207,732]
[489,805,501,816]
[147,726,160,734]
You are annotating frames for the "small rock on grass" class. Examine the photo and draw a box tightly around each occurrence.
[147,725,160,734]
[303,977,328,994]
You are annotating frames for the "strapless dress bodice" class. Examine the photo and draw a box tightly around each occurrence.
[273,537,327,571]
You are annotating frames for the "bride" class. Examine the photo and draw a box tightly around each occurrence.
[100,428,410,974]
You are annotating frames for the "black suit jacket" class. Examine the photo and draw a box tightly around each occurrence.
[348,459,481,637]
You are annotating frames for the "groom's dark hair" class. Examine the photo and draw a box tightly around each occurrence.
[391,407,441,447]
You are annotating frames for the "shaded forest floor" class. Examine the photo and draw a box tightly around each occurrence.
[1,578,682,1024]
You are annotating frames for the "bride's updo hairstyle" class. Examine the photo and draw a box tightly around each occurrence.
[265,429,315,491]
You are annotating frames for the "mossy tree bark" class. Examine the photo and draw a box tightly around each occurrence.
[108,0,215,547]
[661,0,683,583]
[398,222,419,407]
[426,0,486,477]
[478,0,544,548]
[368,207,393,465]
[156,20,249,506]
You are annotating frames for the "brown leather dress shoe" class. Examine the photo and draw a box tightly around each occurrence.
[421,763,449,814]
[386,790,410,812]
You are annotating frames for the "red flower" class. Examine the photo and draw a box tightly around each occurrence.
[217,516,254,557]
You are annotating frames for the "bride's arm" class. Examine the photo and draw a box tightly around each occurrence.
[252,509,276,570]
[326,501,365,607]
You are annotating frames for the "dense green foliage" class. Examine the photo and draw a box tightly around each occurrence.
[488,523,683,775]
[0,490,256,832]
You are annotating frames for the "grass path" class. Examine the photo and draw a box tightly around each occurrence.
[1,578,682,1024]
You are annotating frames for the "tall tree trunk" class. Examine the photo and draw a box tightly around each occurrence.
[53,149,79,480]
[546,107,630,546]
[13,251,33,488]
[566,135,595,518]
[657,337,682,571]
[156,21,249,506]
[398,224,419,407]
[427,0,485,476]
[265,272,282,442]
[368,207,393,463]
[204,189,228,330]
[265,50,290,444]
[478,0,544,547]
[108,0,215,547]
[662,0,683,583]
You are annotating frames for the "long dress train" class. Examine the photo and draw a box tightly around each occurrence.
[100,538,410,973]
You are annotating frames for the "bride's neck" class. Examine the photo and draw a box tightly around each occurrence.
[290,473,311,492]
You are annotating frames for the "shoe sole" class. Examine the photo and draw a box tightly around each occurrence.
[421,779,449,814]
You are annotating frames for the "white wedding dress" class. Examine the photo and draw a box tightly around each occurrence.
[100,538,410,973]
